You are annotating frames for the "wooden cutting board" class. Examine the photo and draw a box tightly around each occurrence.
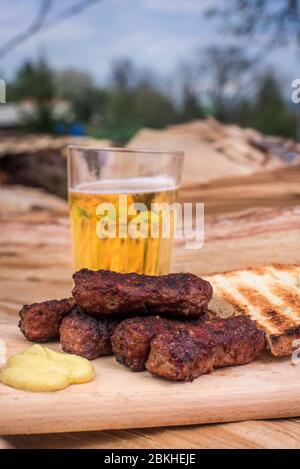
[1,184,300,436]
[1,313,300,436]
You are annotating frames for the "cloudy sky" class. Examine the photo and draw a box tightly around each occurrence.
[0,0,298,87]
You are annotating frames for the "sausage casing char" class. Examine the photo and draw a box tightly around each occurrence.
[18,272,265,381]
[18,299,120,359]
[18,298,75,342]
[59,309,120,360]
[72,269,213,318]
[146,316,266,381]
[111,315,204,371]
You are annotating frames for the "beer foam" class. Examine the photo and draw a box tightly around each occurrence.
[71,176,178,194]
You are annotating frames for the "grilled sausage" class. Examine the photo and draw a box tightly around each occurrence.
[111,315,204,371]
[19,298,75,342]
[146,316,266,381]
[72,269,213,318]
[59,309,120,360]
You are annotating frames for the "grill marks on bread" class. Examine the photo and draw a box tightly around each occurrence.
[208,264,300,356]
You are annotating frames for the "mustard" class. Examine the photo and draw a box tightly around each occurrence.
[0,344,95,392]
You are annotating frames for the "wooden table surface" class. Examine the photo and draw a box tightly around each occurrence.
[2,418,300,449]
[1,173,300,449]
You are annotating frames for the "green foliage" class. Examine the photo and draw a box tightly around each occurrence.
[179,88,205,122]
[6,55,298,142]
[87,124,142,145]
[11,57,54,102]
[250,72,296,138]
[225,71,297,139]
[9,57,55,133]
[55,69,108,122]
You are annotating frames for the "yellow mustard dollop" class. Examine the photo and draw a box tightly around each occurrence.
[0,344,95,392]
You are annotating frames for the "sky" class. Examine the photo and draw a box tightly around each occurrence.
[0,0,298,89]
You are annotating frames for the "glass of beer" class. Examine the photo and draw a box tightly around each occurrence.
[68,146,184,275]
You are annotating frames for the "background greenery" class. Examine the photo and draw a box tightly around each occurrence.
[7,51,297,144]
[4,0,300,144]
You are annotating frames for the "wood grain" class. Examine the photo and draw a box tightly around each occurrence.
[128,118,300,185]
[1,310,300,436]
[3,419,300,449]
[179,164,300,215]
[1,182,300,447]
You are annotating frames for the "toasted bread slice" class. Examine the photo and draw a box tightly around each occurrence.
[207,264,300,356]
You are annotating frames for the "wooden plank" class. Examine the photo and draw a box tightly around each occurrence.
[1,184,300,446]
[127,119,300,186]
[3,419,300,449]
[1,312,300,436]
[179,164,300,215]
[0,198,300,435]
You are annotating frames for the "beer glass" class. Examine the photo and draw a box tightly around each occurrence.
[68,146,184,274]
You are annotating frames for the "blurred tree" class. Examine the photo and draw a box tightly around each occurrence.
[111,59,136,91]
[176,62,205,121]
[206,1,300,139]
[11,57,54,102]
[10,57,55,132]
[202,46,254,121]
[251,71,296,138]
[55,69,107,122]
[105,59,177,142]
[6,52,297,141]
[107,59,136,136]
[135,80,177,128]
[207,0,300,50]
[0,0,103,59]
[180,87,205,121]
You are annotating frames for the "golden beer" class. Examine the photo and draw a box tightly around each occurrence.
[69,177,177,274]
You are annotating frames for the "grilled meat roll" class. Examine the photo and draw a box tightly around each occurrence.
[146,316,266,381]
[72,269,213,318]
[111,315,204,371]
[19,298,75,342]
[59,309,120,360]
